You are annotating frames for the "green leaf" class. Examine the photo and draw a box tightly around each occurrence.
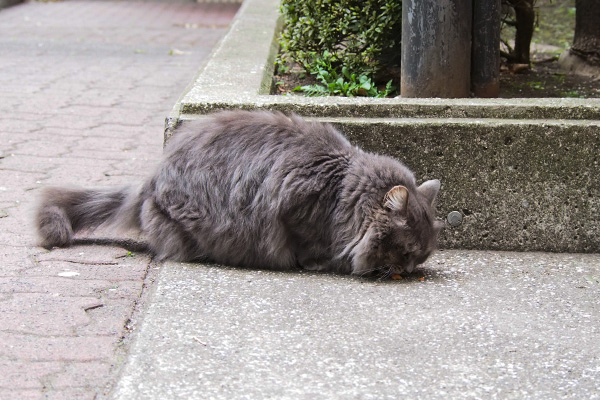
[296,84,330,97]
[342,66,351,80]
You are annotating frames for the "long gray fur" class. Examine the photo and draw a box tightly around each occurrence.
[36,111,442,276]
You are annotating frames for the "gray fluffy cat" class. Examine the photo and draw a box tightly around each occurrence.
[36,111,443,276]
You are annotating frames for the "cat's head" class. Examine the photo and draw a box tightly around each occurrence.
[350,179,443,277]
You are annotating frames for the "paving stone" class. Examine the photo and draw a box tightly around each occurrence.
[0,1,237,398]
[39,169,110,187]
[0,360,64,389]
[0,277,117,297]
[82,124,158,139]
[22,259,149,282]
[71,89,124,108]
[0,170,42,198]
[51,105,111,118]
[22,128,87,141]
[57,150,136,162]
[0,388,43,400]
[48,361,112,389]
[69,135,149,152]
[36,115,101,131]
[75,299,139,337]
[34,245,140,264]
[44,388,96,400]
[0,118,43,133]
[0,293,103,336]
[0,332,117,362]
[0,246,45,273]
[13,96,74,114]
[0,155,60,174]
[11,140,73,158]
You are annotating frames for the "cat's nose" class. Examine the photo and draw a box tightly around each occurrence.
[404,261,415,274]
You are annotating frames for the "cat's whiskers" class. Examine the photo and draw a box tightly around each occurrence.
[382,264,398,279]
[356,266,379,279]
[355,264,397,279]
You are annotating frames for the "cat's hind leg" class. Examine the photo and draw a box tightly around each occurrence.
[139,199,202,262]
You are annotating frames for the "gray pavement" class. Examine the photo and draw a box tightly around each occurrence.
[0,1,237,399]
[113,251,600,399]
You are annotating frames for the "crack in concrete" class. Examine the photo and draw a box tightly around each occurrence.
[35,259,120,266]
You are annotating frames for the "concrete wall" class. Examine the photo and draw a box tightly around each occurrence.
[168,0,600,253]
[332,118,599,252]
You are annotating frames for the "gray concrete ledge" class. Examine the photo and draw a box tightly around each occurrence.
[111,251,600,399]
[166,0,600,253]
[179,96,600,120]
[170,0,600,123]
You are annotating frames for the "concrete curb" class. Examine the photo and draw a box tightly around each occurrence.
[166,0,600,253]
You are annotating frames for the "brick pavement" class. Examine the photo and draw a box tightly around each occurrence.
[0,2,238,398]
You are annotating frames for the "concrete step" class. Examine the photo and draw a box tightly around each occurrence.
[171,114,600,253]
[110,250,600,399]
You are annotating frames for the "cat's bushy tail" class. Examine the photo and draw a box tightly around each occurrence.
[35,185,142,248]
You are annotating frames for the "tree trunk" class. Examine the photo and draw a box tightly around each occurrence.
[559,0,600,77]
[506,0,535,64]
[571,0,600,65]
[472,0,501,97]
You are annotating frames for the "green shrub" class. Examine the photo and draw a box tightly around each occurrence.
[292,51,394,97]
[278,0,402,79]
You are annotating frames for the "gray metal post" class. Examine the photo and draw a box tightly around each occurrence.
[401,0,473,98]
[471,0,501,97]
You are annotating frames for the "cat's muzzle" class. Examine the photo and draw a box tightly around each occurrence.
[382,263,414,277]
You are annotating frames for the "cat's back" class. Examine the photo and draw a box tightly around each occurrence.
[166,111,353,163]
[213,110,351,148]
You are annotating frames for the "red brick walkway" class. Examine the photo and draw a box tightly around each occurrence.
[0,2,238,398]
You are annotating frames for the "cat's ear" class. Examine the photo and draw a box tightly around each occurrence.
[418,179,440,205]
[434,220,445,232]
[384,185,409,213]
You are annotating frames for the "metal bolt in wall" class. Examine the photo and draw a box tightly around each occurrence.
[447,211,463,227]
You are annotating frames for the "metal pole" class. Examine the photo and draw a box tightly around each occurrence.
[471,0,501,97]
[401,0,473,98]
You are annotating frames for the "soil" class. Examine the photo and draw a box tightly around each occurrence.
[274,54,599,99]
[498,50,599,98]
